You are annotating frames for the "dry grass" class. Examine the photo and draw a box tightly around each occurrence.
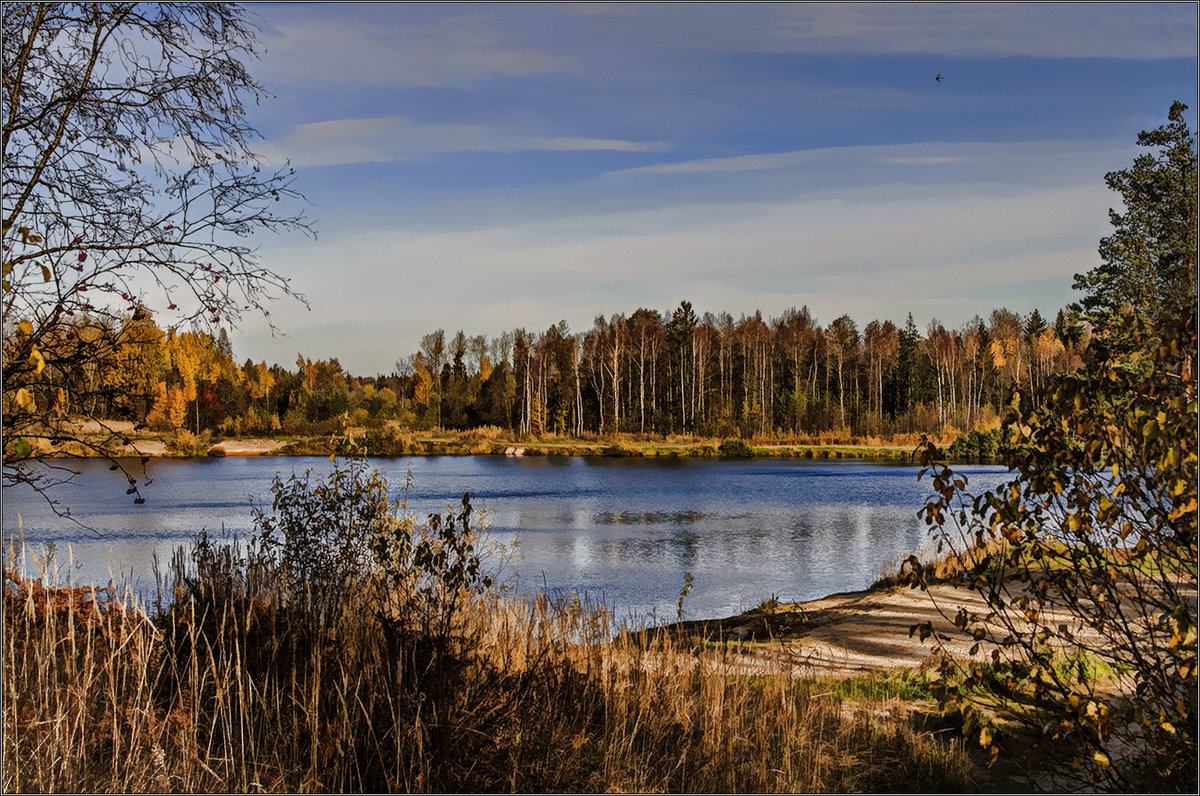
[4,544,977,793]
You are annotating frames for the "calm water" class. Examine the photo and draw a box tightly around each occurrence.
[2,456,1008,621]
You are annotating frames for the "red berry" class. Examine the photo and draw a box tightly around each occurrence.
[78,252,87,262]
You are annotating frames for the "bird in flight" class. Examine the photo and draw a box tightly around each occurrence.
[935,73,943,82]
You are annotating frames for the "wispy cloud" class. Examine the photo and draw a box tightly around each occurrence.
[255,6,575,88]
[532,137,669,153]
[605,150,831,177]
[263,115,670,167]
[601,140,1105,179]
[771,2,1197,59]
[546,2,1196,60]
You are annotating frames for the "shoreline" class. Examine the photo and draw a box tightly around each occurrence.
[42,431,994,463]
[27,420,972,462]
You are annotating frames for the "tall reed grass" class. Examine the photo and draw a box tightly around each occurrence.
[4,538,977,793]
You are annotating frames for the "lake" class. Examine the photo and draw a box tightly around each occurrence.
[1,455,1010,621]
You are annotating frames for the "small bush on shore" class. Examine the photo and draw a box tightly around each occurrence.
[719,438,754,458]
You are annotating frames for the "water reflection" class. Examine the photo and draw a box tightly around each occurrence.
[595,510,707,525]
[2,456,1009,621]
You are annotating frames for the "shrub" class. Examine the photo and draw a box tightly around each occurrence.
[908,305,1196,791]
[908,104,1198,792]
[171,429,209,456]
[946,427,1006,461]
[251,458,493,632]
[718,438,754,458]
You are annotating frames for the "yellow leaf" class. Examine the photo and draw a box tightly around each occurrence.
[2,262,11,276]
[40,264,51,282]
[29,346,45,375]
[17,320,32,335]
[979,726,992,748]
[1093,750,1110,769]
[1168,498,1197,521]
[15,388,33,410]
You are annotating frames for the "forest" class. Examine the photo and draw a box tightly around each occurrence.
[19,299,1089,446]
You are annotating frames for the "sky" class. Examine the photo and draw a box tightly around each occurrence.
[230,2,1198,376]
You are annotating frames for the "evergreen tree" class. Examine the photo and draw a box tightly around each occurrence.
[1073,101,1197,326]
[895,313,924,418]
[668,300,698,431]
[1024,308,1047,342]
[1053,308,1068,341]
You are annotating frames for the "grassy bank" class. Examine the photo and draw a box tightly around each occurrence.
[35,419,945,461]
[279,429,923,461]
[3,542,978,793]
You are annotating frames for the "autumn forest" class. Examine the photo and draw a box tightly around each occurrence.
[32,297,1088,448]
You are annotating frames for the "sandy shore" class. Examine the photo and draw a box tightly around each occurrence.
[104,437,289,457]
[671,581,1103,679]
[205,439,289,456]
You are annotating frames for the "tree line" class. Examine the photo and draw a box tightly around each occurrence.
[13,298,1092,443]
[399,302,1089,439]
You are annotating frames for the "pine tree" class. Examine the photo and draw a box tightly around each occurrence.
[1024,308,1047,342]
[1073,101,1197,326]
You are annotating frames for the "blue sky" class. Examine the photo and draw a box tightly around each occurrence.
[232,2,1197,375]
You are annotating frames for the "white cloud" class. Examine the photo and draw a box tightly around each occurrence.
[262,115,670,167]
[601,140,1122,182]
[606,150,832,177]
[884,156,965,166]
[532,136,671,153]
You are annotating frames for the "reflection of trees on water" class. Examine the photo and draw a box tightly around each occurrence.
[667,529,700,567]
[595,510,708,525]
